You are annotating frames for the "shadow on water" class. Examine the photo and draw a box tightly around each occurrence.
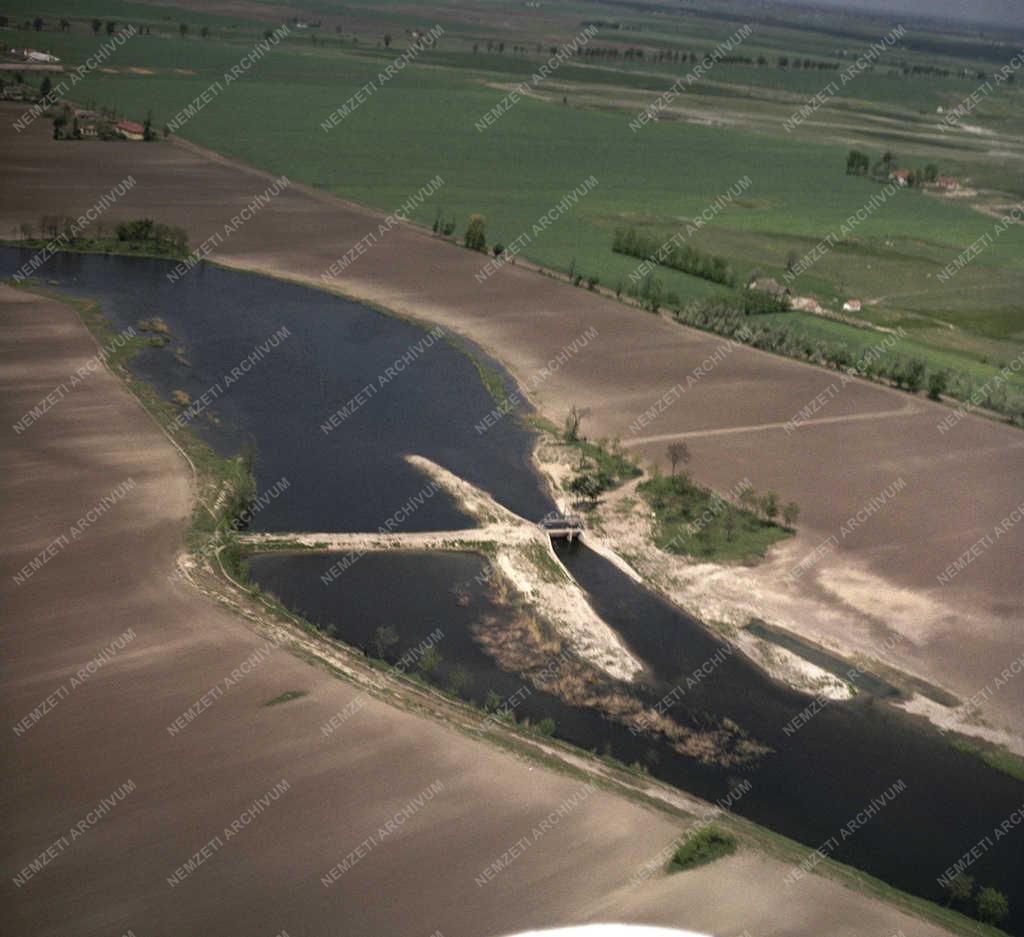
[9,248,1021,933]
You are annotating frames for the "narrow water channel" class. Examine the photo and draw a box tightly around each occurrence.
[8,248,1020,932]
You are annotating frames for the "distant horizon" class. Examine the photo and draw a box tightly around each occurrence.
[787,0,1024,30]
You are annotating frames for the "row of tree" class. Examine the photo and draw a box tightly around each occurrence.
[612,226,736,287]
[15,215,187,255]
[463,42,996,83]
[846,149,943,188]
[664,441,800,529]
[114,218,189,254]
[740,486,799,527]
[426,217,1015,424]
[670,296,1024,423]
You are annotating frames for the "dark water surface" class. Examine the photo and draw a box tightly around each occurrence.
[8,248,1021,931]
[2,247,553,531]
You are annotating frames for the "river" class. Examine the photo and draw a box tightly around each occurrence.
[6,247,1020,932]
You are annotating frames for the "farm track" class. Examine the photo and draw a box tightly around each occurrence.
[624,401,923,445]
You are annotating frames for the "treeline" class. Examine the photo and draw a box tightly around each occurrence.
[612,227,736,287]
[670,296,1024,425]
[617,273,787,317]
[891,59,994,81]
[15,216,188,258]
[846,149,944,188]
[115,219,189,254]
[465,30,990,82]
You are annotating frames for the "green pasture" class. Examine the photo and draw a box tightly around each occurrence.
[5,4,1022,391]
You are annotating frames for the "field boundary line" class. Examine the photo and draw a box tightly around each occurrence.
[624,403,922,446]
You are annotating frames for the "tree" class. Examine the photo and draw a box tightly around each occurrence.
[40,75,52,98]
[179,23,188,38]
[846,149,870,175]
[445,665,470,696]
[492,242,504,257]
[464,214,487,252]
[976,887,1009,926]
[739,487,758,513]
[92,18,102,35]
[105,20,116,35]
[927,369,948,401]
[941,873,974,907]
[568,472,603,504]
[372,625,399,660]
[640,272,663,312]
[416,645,442,677]
[536,717,556,736]
[785,250,799,275]
[383,33,391,47]
[924,163,939,183]
[143,111,156,141]
[666,442,690,476]
[200,26,209,38]
[484,689,502,712]
[60,18,70,32]
[782,502,800,527]
[33,16,43,31]
[904,358,926,393]
[564,404,589,441]
[761,491,779,522]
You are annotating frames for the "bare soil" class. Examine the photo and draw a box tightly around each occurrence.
[1,105,1020,732]
[0,287,965,937]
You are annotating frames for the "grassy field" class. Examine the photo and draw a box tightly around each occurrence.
[950,739,1024,782]
[638,473,793,563]
[5,1,1023,406]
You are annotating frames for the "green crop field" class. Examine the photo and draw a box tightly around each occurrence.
[5,0,1023,407]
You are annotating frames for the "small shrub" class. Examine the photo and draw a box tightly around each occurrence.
[264,690,306,706]
[535,717,556,736]
[669,826,738,872]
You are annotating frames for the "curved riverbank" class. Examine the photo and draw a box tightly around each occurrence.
[2,112,1021,741]
[4,250,1022,936]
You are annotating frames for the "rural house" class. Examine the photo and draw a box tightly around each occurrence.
[116,120,145,141]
